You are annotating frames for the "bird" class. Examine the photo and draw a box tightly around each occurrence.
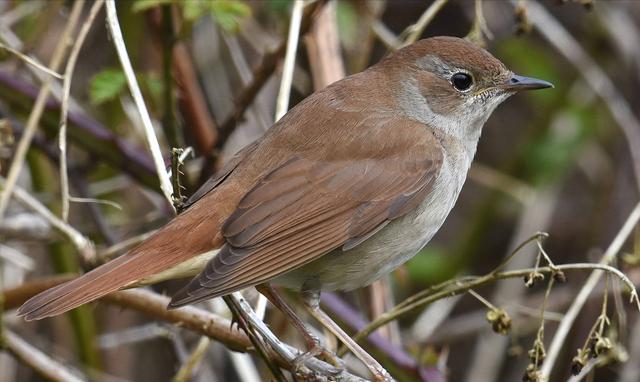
[19,36,552,380]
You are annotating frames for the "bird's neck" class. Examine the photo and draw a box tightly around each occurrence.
[394,79,483,160]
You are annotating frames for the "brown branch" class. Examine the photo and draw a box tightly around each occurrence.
[147,8,218,156]
[173,43,218,155]
[0,71,159,190]
[2,278,251,352]
[213,0,326,152]
[3,278,367,381]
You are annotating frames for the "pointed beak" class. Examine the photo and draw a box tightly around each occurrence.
[501,74,554,91]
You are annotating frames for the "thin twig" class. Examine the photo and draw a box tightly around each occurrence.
[213,1,325,151]
[0,243,35,270]
[0,0,83,220]
[0,0,44,28]
[58,0,105,222]
[171,336,211,382]
[2,283,366,381]
[3,330,86,382]
[351,262,639,346]
[105,0,175,212]
[274,0,304,121]
[401,0,449,46]
[0,176,95,261]
[0,41,63,79]
[0,71,160,190]
[541,201,640,378]
[68,196,122,211]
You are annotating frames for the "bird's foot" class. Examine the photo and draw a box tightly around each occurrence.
[301,332,345,368]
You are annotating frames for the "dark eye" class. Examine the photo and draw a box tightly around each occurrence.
[451,72,473,91]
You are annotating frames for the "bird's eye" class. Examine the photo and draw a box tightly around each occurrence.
[451,72,473,92]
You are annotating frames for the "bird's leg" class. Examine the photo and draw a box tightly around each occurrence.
[256,283,343,369]
[301,288,394,382]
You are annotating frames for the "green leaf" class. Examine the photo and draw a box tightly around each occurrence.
[183,0,208,21]
[336,1,357,49]
[210,0,251,32]
[89,69,127,105]
[131,0,174,13]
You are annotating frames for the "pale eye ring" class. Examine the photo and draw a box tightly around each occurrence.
[451,72,473,92]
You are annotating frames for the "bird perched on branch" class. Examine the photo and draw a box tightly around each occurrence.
[19,36,552,381]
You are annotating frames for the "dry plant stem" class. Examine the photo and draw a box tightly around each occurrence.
[0,42,63,79]
[172,43,217,154]
[171,336,211,382]
[0,0,83,220]
[214,0,324,150]
[465,0,493,45]
[59,0,104,222]
[527,277,555,377]
[468,163,534,204]
[519,0,640,191]
[401,0,449,46]
[67,196,121,211]
[0,0,44,28]
[371,20,401,50]
[305,0,345,90]
[351,262,639,346]
[3,330,85,382]
[0,176,95,261]
[275,0,304,121]
[0,71,159,189]
[105,0,175,212]
[541,201,640,378]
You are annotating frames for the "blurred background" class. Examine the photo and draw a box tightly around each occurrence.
[1,0,640,381]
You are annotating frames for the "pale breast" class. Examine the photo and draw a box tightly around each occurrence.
[275,135,472,292]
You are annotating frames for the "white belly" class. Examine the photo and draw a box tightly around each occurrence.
[274,149,469,292]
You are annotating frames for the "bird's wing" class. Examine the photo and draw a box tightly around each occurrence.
[17,145,256,321]
[169,118,443,306]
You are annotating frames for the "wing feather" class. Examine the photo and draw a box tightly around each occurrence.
[169,119,443,308]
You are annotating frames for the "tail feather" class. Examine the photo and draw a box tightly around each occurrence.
[18,196,228,321]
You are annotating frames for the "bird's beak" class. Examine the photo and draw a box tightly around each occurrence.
[501,74,554,91]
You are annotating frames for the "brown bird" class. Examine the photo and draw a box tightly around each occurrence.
[19,36,551,380]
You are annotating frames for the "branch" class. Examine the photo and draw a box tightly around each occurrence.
[541,201,640,378]
[105,0,175,212]
[0,176,95,262]
[3,280,366,381]
[274,0,304,121]
[3,330,85,382]
[0,0,83,219]
[59,0,105,222]
[401,0,449,47]
[351,262,639,347]
[0,41,63,79]
[0,72,159,190]
[213,0,325,151]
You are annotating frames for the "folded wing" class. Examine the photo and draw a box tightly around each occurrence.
[170,118,443,306]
